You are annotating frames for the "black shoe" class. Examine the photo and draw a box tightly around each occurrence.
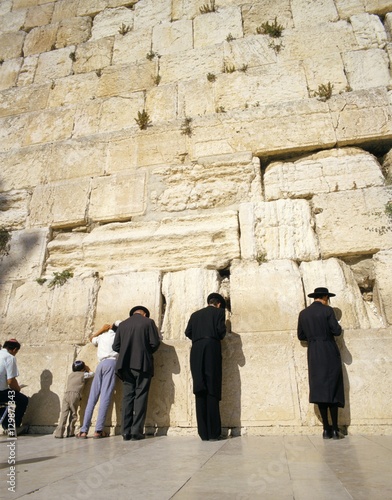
[332,429,343,440]
[131,433,145,441]
[322,429,332,439]
[122,434,132,441]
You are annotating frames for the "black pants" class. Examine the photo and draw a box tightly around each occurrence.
[195,392,221,441]
[121,368,151,436]
[0,389,29,430]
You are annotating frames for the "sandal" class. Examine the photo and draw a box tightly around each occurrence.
[93,430,108,439]
[76,432,87,439]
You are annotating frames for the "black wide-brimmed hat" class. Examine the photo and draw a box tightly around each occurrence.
[308,287,336,298]
[129,306,150,318]
[207,293,226,309]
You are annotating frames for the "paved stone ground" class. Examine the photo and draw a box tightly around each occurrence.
[1,433,392,499]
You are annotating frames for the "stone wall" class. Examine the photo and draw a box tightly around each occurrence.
[1,0,392,435]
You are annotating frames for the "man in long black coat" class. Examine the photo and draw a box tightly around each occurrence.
[112,306,160,441]
[185,293,226,441]
[297,287,344,439]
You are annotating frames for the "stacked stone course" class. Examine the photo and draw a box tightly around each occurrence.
[0,0,392,435]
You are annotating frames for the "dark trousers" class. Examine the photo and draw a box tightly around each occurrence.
[0,389,29,429]
[195,393,221,441]
[122,368,151,436]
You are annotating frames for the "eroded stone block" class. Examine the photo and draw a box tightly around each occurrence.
[55,16,92,49]
[91,7,134,40]
[73,37,114,74]
[24,3,55,31]
[23,107,74,146]
[0,84,49,118]
[34,46,74,84]
[194,7,243,49]
[350,13,387,49]
[152,19,193,56]
[112,27,151,66]
[291,0,339,28]
[374,250,392,325]
[343,49,390,90]
[0,58,23,91]
[23,24,58,56]
[0,189,31,230]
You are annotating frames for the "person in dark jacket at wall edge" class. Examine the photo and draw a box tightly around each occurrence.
[297,287,344,440]
[185,293,227,441]
[112,306,160,441]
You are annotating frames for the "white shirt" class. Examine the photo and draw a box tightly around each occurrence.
[0,349,18,391]
[92,329,118,362]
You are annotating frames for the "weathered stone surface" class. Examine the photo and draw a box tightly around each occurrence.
[94,271,162,329]
[0,113,28,152]
[99,93,145,133]
[150,154,261,213]
[77,0,137,17]
[302,53,348,95]
[239,200,319,261]
[146,83,178,122]
[106,137,137,173]
[350,13,387,49]
[343,48,391,90]
[194,7,243,49]
[72,100,102,137]
[300,258,373,329]
[313,187,392,257]
[91,7,134,40]
[73,37,114,74]
[16,55,38,87]
[0,32,25,60]
[47,73,100,107]
[133,0,171,30]
[112,27,151,66]
[34,46,74,84]
[52,0,79,23]
[24,3,55,30]
[223,36,277,70]
[0,9,26,35]
[374,250,392,325]
[23,107,75,146]
[55,16,92,49]
[152,20,193,56]
[161,269,220,340]
[291,0,339,27]
[23,24,58,56]
[241,1,294,36]
[0,58,23,91]
[28,178,90,228]
[0,189,31,230]
[46,211,240,273]
[0,84,49,118]
[265,148,385,201]
[136,127,187,167]
[0,228,48,281]
[89,170,146,222]
[97,60,155,97]
[230,260,304,333]
[0,144,48,190]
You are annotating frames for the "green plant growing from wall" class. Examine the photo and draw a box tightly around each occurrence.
[256,251,267,264]
[48,269,74,288]
[385,201,392,219]
[269,40,283,54]
[223,63,236,73]
[146,50,157,60]
[96,69,102,77]
[69,51,76,62]
[207,73,216,82]
[135,110,151,130]
[36,278,47,285]
[154,74,161,85]
[216,106,226,113]
[314,82,334,101]
[0,58,4,66]
[226,33,235,42]
[256,17,284,38]
[0,229,11,256]
[181,117,193,137]
[200,1,216,14]
[239,64,248,73]
[118,23,131,35]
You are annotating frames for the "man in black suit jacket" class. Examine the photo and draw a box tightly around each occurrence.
[185,293,226,441]
[112,306,160,441]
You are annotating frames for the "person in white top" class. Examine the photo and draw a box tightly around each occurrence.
[76,321,121,439]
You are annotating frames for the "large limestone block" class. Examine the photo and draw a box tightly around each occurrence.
[291,0,338,28]
[73,37,114,74]
[106,137,137,174]
[0,84,49,118]
[47,73,100,107]
[94,271,162,330]
[77,0,138,17]
[97,60,155,97]
[0,32,25,60]
[46,211,240,273]
[0,1,11,15]
[52,0,79,23]
[152,20,193,56]
[91,7,134,40]
[343,49,391,90]
[23,107,75,146]
[0,190,30,230]
[0,114,28,152]
[0,282,12,318]
[159,45,223,84]
[302,53,348,95]
[23,25,58,56]
[99,93,145,133]
[17,55,38,87]
[24,3,54,30]
[177,78,214,117]
[146,340,189,429]
[161,269,220,340]
[231,332,301,425]
[146,84,178,122]
[239,200,319,262]
[47,275,100,344]
[300,258,373,329]
[223,36,277,70]
[329,88,392,145]
[0,9,26,35]
[34,46,74,84]
[136,127,187,167]
[374,250,392,325]
[334,0,364,19]
[150,154,262,213]
[313,187,392,257]
[230,260,303,333]
[214,62,308,111]
[0,144,48,191]
[55,16,93,49]
[193,7,243,49]
[0,58,23,91]
[88,170,146,222]
[133,0,172,30]
[72,100,102,137]
[0,228,48,281]
[350,13,387,49]
[112,27,152,66]
[241,1,294,36]
[264,148,385,201]
[29,178,90,228]
[17,345,76,429]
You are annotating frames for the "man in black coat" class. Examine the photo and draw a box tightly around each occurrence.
[185,293,226,441]
[297,287,344,440]
[112,306,160,441]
